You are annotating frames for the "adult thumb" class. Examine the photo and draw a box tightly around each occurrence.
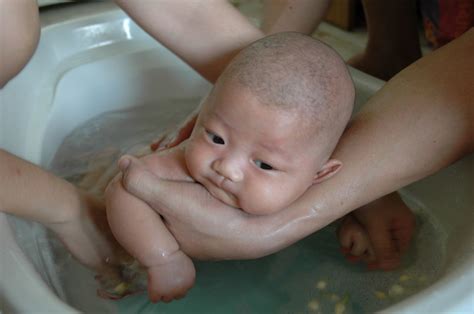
[118,156,175,214]
[118,155,203,220]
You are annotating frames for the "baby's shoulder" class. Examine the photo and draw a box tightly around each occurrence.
[140,144,192,181]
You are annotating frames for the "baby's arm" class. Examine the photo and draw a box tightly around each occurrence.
[105,150,195,302]
[337,192,416,270]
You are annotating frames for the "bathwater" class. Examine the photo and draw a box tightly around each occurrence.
[44,102,447,313]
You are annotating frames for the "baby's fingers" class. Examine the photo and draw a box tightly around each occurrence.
[150,132,176,151]
[150,112,197,151]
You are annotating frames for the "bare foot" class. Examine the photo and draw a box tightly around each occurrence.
[338,214,375,264]
[338,193,416,270]
[146,251,196,303]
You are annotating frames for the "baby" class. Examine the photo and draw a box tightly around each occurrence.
[105,32,360,302]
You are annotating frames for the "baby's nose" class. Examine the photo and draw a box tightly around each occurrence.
[212,158,243,182]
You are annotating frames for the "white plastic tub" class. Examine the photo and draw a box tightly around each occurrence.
[1,3,472,313]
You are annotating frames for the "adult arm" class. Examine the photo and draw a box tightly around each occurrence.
[262,0,331,34]
[0,149,121,272]
[121,29,473,260]
[0,0,40,88]
[114,0,263,83]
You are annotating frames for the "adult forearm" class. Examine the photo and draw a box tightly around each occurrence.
[263,29,474,253]
[328,28,473,210]
[262,0,331,34]
[0,149,80,225]
[114,0,263,83]
[0,0,40,88]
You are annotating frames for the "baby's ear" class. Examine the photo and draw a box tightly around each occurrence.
[312,159,343,184]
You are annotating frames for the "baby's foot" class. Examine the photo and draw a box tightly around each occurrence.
[146,251,196,303]
[337,215,375,264]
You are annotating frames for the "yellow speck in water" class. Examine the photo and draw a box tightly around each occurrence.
[388,284,404,297]
[316,280,327,290]
[335,302,346,314]
[114,282,129,295]
[307,300,320,311]
[329,293,340,302]
[374,291,387,299]
[418,275,427,283]
[399,274,411,282]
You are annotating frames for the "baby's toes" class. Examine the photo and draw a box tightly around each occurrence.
[349,230,371,257]
[338,215,374,260]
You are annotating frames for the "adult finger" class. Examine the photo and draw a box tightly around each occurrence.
[118,155,227,225]
[119,156,188,217]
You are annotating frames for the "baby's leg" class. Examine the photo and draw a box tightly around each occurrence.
[105,174,195,302]
[147,250,195,302]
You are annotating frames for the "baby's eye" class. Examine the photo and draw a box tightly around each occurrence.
[206,130,225,145]
[255,160,274,170]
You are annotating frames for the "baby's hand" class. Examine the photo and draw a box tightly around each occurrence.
[337,192,416,270]
[150,109,198,151]
[146,251,196,303]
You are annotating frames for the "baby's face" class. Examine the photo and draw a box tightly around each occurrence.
[185,83,323,215]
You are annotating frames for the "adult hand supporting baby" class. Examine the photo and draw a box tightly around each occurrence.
[119,29,473,263]
[117,156,266,260]
[120,155,415,269]
[118,155,416,269]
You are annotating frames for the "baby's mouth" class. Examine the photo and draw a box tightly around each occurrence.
[205,178,239,208]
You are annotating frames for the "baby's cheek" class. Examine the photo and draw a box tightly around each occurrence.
[184,144,204,177]
[241,180,286,215]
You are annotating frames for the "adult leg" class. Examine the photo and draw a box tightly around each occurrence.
[348,0,422,80]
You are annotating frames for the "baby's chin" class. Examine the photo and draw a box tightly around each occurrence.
[203,182,240,209]
[209,188,280,215]
[240,203,284,216]
[200,180,285,215]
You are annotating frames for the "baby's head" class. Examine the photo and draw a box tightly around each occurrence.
[185,32,355,215]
